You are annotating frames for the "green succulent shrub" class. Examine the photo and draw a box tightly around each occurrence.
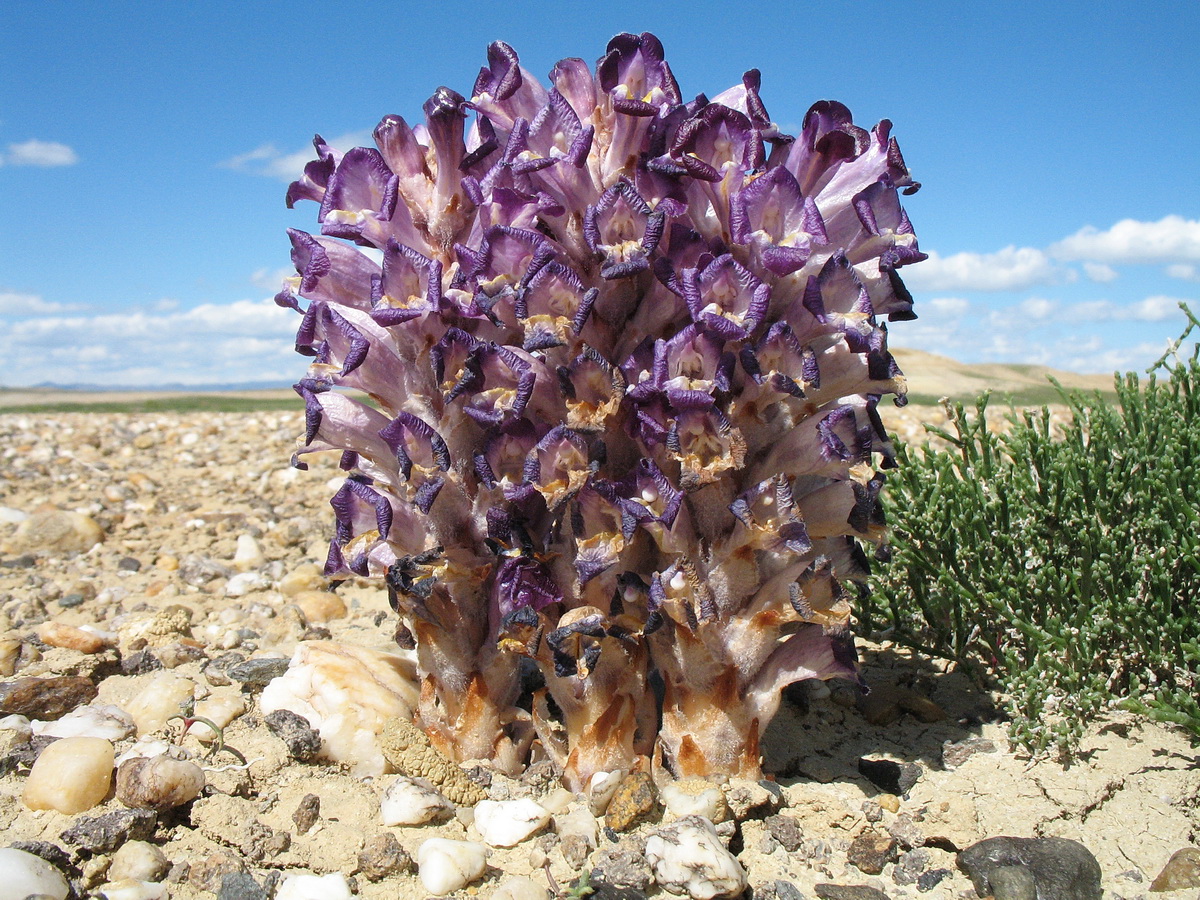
[867,306,1200,755]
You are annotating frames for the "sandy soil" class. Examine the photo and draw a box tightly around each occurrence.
[1,405,1196,900]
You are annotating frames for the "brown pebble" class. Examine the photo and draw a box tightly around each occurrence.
[188,852,247,892]
[357,832,413,881]
[116,755,206,811]
[0,675,98,720]
[293,793,321,834]
[847,829,898,875]
[604,771,657,832]
[36,622,113,654]
[1151,847,1200,891]
[293,589,347,623]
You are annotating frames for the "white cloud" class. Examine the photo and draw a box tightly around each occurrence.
[902,246,1072,292]
[1082,262,1118,283]
[3,139,79,167]
[0,291,85,315]
[221,131,371,182]
[0,298,302,387]
[1017,297,1057,321]
[1050,215,1200,264]
[1166,263,1200,282]
[250,267,294,291]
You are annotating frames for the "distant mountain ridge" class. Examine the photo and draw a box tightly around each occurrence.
[16,379,293,393]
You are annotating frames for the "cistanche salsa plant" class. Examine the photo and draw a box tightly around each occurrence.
[277,33,925,788]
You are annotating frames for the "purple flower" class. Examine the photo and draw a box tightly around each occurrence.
[279,32,926,782]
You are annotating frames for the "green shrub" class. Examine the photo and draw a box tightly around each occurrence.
[867,307,1200,755]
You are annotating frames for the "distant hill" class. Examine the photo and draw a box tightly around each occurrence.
[0,351,1126,413]
[890,347,1120,407]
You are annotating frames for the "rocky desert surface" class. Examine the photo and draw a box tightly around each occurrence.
[0,390,1196,900]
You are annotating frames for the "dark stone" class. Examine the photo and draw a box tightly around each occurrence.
[957,836,1101,900]
[0,675,98,720]
[3,734,52,774]
[886,814,925,850]
[815,885,889,900]
[916,869,951,892]
[940,736,997,771]
[781,680,811,714]
[892,848,930,885]
[357,832,412,881]
[227,657,289,691]
[857,758,921,796]
[178,554,233,586]
[60,808,157,853]
[847,830,898,875]
[0,554,37,569]
[754,880,807,900]
[264,709,321,762]
[293,793,320,834]
[117,556,142,572]
[120,649,163,676]
[202,651,247,687]
[592,846,653,890]
[765,814,805,853]
[58,592,86,608]
[589,879,649,900]
[216,871,268,900]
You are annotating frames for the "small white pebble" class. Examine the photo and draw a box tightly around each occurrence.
[380,776,453,826]
[33,704,135,742]
[275,872,353,900]
[95,879,168,900]
[0,847,69,900]
[474,797,551,847]
[417,839,488,894]
[645,816,747,900]
[492,875,551,900]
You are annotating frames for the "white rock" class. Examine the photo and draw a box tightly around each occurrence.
[0,713,32,739]
[0,847,69,900]
[125,673,195,735]
[259,640,419,775]
[23,736,115,814]
[553,805,599,847]
[587,769,624,815]
[33,704,136,741]
[186,691,246,742]
[275,871,353,900]
[474,797,551,847]
[116,738,177,766]
[645,816,747,900]
[417,839,489,895]
[115,754,205,811]
[225,571,270,596]
[660,780,729,823]
[0,505,29,524]
[491,875,551,900]
[108,840,170,882]
[95,880,168,900]
[540,787,576,815]
[380,776,453,826]
[233,534,266,571]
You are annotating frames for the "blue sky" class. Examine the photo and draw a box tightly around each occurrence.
[2,0,1197,386]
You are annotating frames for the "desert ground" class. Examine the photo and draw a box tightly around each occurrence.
[0,352,1195,900]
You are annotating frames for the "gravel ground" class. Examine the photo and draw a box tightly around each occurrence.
[1,407,1196,900]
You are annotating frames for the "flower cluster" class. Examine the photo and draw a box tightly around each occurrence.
[278,33,924,788]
